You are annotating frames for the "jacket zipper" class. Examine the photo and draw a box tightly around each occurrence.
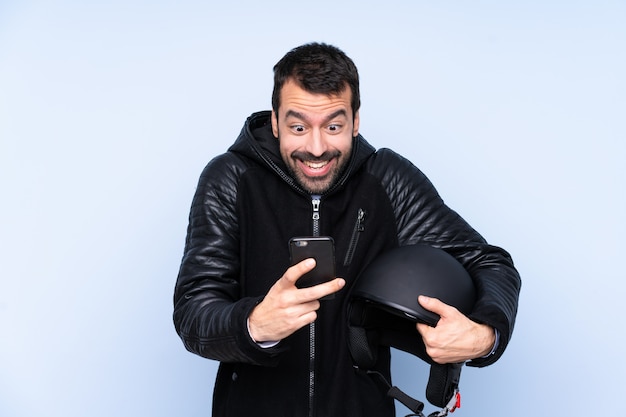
[309,194,321,417]
[311,196,321,236]
[343,208,366,266]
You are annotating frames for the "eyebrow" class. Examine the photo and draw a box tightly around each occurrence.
[284,109,348,124]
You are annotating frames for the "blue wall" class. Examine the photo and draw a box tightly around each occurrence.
[1,1,624,416]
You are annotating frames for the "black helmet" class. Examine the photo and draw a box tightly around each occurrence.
[347,245,476,416]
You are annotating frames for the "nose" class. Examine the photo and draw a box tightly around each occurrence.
[305,128,326,157]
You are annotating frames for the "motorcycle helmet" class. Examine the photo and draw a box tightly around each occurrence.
[347,244,476,415]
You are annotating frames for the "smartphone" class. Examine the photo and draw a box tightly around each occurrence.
[289,236,336,291]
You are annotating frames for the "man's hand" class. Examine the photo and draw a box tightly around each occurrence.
[248,258,345,343]
[416,295,495,364]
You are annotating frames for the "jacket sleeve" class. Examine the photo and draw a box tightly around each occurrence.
[173,153,284,366]
[370,149,521,367]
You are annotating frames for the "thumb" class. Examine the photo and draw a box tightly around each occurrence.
[418,295,449,316]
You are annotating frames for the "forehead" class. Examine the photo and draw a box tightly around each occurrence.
[278,79,352,119]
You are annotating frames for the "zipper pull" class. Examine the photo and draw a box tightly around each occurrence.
[311,195,321,221]
[356,208,365,231]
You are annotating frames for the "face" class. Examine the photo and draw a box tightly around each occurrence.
[272,79,360,194]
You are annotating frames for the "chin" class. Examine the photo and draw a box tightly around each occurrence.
[299,177,332,194]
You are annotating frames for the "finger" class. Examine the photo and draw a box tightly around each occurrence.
[418,295,454,318]
[279,258,317,287]
[298,277,346,302]
[416,322,429,334]
[415,321,446,362]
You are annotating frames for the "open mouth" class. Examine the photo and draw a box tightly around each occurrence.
[299,158,333,177]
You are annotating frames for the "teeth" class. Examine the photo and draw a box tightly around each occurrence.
[305,161,328,169]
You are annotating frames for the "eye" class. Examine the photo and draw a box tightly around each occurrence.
[290,124,306,133]
[327,124,342,133]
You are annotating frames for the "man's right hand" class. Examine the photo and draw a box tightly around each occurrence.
[248,258,345,343]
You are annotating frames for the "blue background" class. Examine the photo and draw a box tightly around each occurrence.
[1,1,624,416]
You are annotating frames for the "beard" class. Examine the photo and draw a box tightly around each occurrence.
[285,149,351,194]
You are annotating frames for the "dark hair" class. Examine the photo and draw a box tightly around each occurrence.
[272,42,360,116]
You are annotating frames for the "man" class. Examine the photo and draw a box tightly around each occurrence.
[173,42,521,417]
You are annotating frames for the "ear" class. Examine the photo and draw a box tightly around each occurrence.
[271,110,279,138]
[352,110,360,137]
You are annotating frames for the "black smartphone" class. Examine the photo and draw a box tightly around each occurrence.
[289,236,336,291]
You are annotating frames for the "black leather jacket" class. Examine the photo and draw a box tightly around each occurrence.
[173,111,521,417]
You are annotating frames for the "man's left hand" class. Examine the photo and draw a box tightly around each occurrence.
[416,295,495,364]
